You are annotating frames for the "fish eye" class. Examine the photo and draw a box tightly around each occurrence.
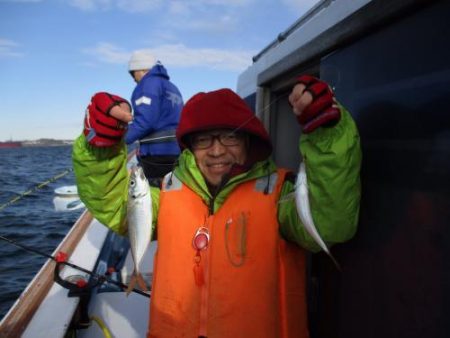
[130,179,136,186]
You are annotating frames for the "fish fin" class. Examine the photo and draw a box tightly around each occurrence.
[125,275,137,296]
[136,272,149,292]
[278,192,295,204]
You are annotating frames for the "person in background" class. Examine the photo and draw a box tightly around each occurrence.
[73,75,361,337]
[126,50,184,186]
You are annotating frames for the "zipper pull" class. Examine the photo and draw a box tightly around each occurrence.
[193,251,205,286]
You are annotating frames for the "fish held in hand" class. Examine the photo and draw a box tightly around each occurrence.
[126,165,152,295]
[295,161,341,271]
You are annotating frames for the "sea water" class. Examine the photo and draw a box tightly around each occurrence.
[0,145,83,320]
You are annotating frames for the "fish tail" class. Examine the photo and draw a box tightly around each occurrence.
[136,272,149,292]
[125,275,137,296]
[126,270,149,296]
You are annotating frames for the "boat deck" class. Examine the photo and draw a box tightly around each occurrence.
[1,214,156,338]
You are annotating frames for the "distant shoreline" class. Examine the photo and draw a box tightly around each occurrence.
[0,139,74,148]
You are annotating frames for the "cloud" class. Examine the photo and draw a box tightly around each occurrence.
[83,42,129,63]
[66,0,271,37]
[68,0,253,13]
[84,42,255,71]
[162,1,245,34]
[69,0,115,11]
[167,1,187,15]
[116,0,162,12]
[281,0,319,13]
[69,0,162,12]
[182,0,254,6]
[180,15,238,33]
[0,38,23,58]
[0,0,42,2]
[150,44,254,71]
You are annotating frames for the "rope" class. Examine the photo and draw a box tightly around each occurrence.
[0,168,73,212]
[90,316,113,338]
[224,213,247,268]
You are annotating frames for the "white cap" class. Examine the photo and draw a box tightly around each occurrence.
[128,51,156,72]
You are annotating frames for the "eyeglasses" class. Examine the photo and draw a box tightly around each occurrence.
[190,131,245,150]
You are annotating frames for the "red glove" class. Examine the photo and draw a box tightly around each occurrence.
[83,92,131,147]
[293,75,340,133]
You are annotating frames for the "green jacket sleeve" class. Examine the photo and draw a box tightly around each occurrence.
[72,135,129,235]
[72,135,161,237]
[278,106,362,252]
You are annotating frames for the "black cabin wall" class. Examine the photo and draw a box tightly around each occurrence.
[311,1,450,337]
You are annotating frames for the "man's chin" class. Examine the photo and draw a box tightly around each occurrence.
[204,171,230,188]
[207,164,232,176]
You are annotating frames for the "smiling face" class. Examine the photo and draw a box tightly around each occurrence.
[190,129,248,188]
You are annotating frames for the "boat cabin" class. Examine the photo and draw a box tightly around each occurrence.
[237,0,450,337]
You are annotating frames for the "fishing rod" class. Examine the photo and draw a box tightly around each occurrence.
[0,168,74,212]
[232,92,290,134]
[0,234,150,298]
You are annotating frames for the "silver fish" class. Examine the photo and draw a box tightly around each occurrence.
[126,165,152,294]
[295,161,341,270]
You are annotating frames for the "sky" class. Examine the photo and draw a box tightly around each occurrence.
[0,0,319,141]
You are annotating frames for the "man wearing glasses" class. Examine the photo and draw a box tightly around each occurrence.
[187,129,248,189]
[73,76,361,337]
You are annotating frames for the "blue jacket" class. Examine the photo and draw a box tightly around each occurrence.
[125,63,183,156]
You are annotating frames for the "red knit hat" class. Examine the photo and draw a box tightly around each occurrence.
[176,88,272,162]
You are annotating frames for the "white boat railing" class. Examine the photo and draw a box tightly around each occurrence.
[0,210,94,337]
[0,147,145,338]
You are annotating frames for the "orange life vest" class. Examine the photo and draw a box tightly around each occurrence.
[148,169,309,338]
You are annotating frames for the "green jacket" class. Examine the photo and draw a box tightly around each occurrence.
[72,107,361,252]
